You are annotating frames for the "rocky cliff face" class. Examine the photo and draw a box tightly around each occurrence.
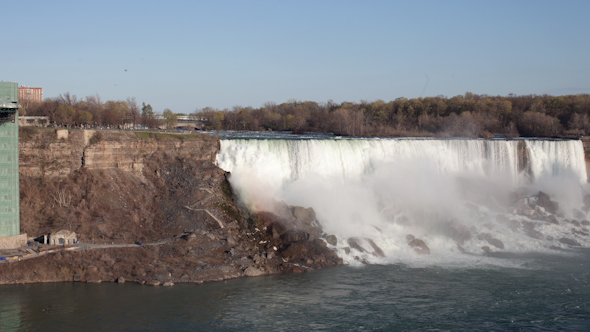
[18,129,224,243]
[19,129,218,177]
[0,128,340,285]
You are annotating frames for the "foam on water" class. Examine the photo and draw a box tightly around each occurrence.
[216,137,590,267]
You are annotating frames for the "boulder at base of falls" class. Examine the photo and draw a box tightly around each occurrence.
[478,233,504,249]
[536,191,559,214]
[547,215,559,225]
[272,200,295,222]
[408,238,430,255]
[347,237,366,253]
[366,239,385,257]
[559,237,582,247]
[290,206,317,225]
[255,208,322,241]
[243,267,264,277]
[572,228,588,236]
[521,221,543,239]
[482,246,491,253]
[264,202,323,240]
[486,238,505,249]
[347,237,385,257]
[281,230,309,242]
[326,235,337,246]
[247,209,343,271]
[446,219,472,245]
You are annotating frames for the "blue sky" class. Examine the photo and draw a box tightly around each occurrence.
[3,0,589,114]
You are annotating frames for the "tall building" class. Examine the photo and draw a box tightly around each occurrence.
[18,86,43,108]
[0,82,25,249]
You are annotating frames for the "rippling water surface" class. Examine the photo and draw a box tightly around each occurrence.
[1,250,589,331]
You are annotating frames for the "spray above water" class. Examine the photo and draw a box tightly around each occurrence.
[216,137,590,267]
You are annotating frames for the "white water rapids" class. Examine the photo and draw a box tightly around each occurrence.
[216,138,590,266]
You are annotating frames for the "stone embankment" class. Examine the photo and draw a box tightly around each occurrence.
[0,129,341,285]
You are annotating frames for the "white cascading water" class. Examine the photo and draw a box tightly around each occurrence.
[216,138,589,267]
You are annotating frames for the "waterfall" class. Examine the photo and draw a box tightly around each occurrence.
[217,138,589,265]
[526,139,587,182]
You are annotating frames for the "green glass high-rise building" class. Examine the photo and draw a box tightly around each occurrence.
[0,82,20,239]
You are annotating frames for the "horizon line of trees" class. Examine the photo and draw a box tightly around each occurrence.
[195,93,590,138]
[21,92,590,137]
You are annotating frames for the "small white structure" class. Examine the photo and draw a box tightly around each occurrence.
[48,230,77,245]
[18,116,49,127]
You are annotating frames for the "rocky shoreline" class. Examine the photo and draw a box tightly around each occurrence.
[0,129,342,286]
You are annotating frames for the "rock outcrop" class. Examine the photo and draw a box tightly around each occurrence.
[536,191,559,214]
[559,237,581,247]
[406,235,430,255]
[326,235,337,246]
[347,237,385,258]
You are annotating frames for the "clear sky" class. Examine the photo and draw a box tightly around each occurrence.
[2,0,589,114]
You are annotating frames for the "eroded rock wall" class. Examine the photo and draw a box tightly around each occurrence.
[17,129,223,242]
[19,129,218,177]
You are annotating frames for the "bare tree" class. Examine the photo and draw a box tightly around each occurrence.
[52,189,72,208]
[57,92,78,106]
[263,101,277,111]
[86,94,103,126]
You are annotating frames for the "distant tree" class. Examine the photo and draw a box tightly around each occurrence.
[263,101,278,111]
[566,113,590,135]
[53,104,77,127]
[85,94,103,125]
[212,111,225,130]
[141,102,155,127]
[162,108,177,129]
[103,101,130,127]
[78,111,93,126]
[330,108,350,135]
[237,108,252,130]
[519,111,561,137]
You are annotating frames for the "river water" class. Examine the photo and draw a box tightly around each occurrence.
[1,249,589,331]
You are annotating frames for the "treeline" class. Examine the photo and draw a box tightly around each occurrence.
[22,93,162,128]
[22,92,590,137]
[196,93,590,137]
